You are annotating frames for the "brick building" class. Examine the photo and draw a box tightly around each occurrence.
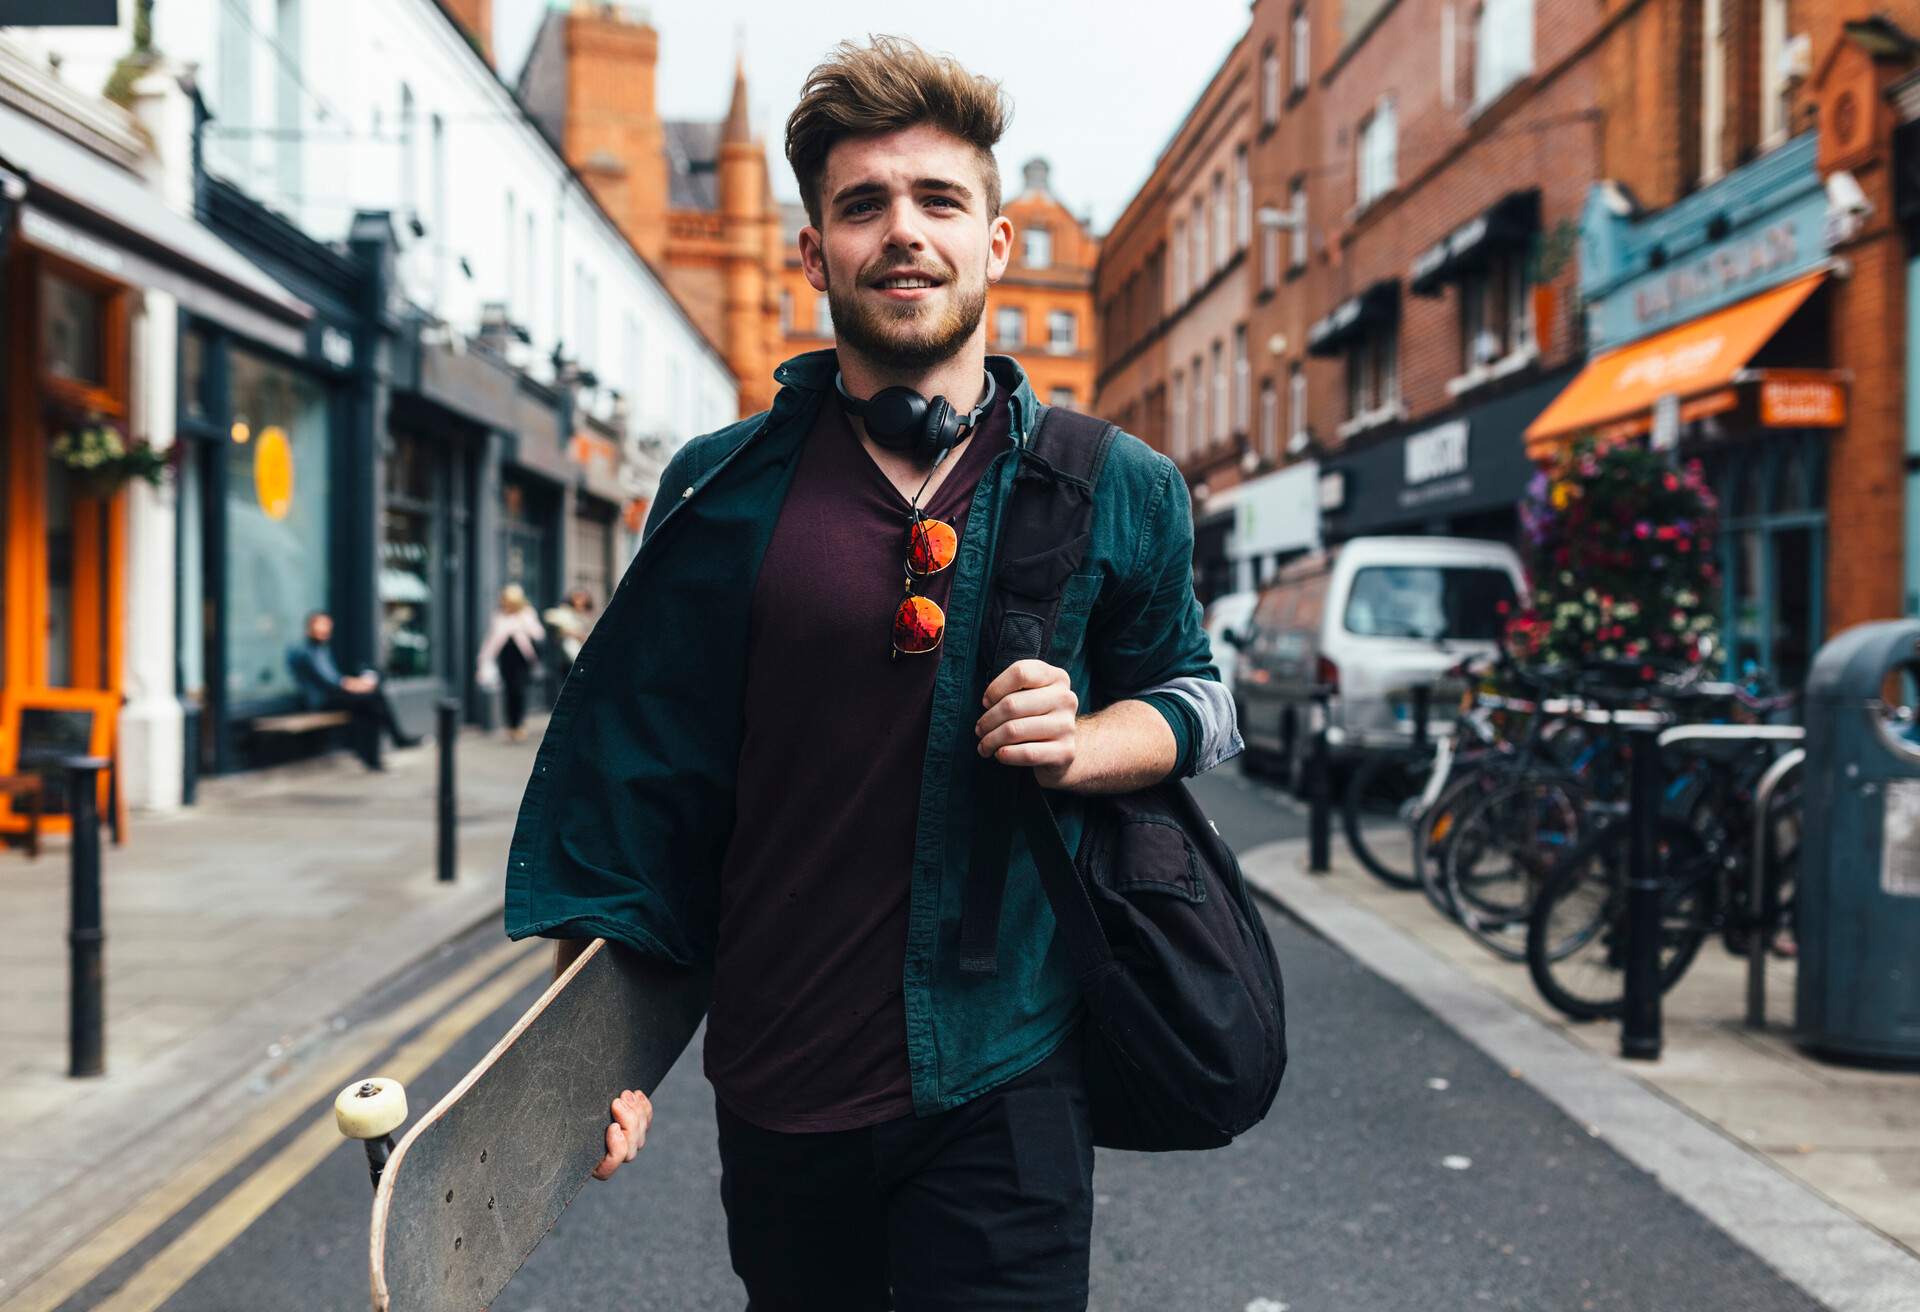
[518,3,781,416]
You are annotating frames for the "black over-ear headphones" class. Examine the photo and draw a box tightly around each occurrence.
[834,370,997,466]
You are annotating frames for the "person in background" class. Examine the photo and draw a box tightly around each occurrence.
[477,584,546,741]
[541,587,596,684]
[286,611,420,768]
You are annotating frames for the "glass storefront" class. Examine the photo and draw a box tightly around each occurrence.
[223,350,330,706]
[1703,432,1826,690]
[382,434,437,679]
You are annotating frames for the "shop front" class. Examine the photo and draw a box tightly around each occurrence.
[1525,133,1843,688]
[1195,461,1321,598]
[0,85,309,821]
[1319,371,1567,546]
[566,416,631,613]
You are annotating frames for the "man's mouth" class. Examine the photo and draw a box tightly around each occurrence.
[869,272,947,293]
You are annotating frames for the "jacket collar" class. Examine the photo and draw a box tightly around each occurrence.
[770,348,1040,448]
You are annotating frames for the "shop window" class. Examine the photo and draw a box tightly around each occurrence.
[382,507,434,678]
[42,274,106,388]
[224,351,329,705]
[1707,436,1827,690]
[182,328,211,424]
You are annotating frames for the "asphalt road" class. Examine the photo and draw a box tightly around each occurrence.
[49,763,1821,1312]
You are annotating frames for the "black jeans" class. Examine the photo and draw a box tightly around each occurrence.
[497,640,532,730]
[715,1032,1094,1311]
[331,686,408,767]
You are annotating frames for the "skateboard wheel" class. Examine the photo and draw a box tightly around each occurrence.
[335,1077,408,1140]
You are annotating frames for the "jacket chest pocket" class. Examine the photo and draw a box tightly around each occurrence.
[1047,572,1105,667]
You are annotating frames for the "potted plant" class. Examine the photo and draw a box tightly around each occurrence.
[48,412,169,499]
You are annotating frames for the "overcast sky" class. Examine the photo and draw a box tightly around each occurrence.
[492,0,1250,233]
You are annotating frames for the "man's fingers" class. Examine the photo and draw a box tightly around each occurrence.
[991,739,1075,769]
[593,1121,626,1181]
[592,1091,653,1181]
[978,711,1075,758]
[975,686,1076,737]
[981,660,1066,707]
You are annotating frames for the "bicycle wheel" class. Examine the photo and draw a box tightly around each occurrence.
[1526,818,1716,1021]
[1413,763,1502,920]
[1343,749,1428,889]
[1439,772,1588,960]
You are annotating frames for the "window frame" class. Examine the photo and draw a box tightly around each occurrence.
[996,305,1026,349]
[1024,225,1053,270]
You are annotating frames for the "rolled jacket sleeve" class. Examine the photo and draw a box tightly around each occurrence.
[1088,459,1243,778]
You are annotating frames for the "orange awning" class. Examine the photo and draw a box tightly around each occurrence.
[1524,270,1829,458]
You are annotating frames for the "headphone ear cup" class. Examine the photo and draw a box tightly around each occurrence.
[922,397,959,462]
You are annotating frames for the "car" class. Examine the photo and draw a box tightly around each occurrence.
[1202,590,1259,699]
[1232,536,1527,787]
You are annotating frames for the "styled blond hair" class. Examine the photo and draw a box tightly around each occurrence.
[500,583,528,613]
[785,35,1012,229]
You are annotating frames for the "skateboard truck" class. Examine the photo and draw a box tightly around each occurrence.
[335,1077,409,1189]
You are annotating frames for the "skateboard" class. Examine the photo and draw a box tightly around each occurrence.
[334,939,711,1312]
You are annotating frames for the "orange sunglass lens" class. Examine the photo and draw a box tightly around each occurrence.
[907,518,958,576]
[893,595,946,655]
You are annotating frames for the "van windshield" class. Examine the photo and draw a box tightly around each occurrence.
[1342,566,1517,642]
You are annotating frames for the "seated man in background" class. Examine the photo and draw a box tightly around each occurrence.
[287,611,420,767]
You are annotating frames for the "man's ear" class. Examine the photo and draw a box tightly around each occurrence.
[986,213,1014,285]
[798,223,830,293]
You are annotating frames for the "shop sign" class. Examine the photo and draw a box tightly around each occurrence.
[1229,462,1321,558]
[316,325,354,372]
[1404,420,1469,485]
[1760,377,1846,428]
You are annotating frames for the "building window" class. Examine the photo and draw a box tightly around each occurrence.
[1291,3,1311,92]
[1474,0,1534,108]
[1760,0,1790,149]
[1701,0,1726,183]
[1234,146,1252,251]
[1212,173,1229,271]
[1344,329,1399,421]
[1458,249,1534,373]
[1262,43,1281,126]
[996,305,1026,348]
[780,289,793,333]
[1233,326,1250,434]
[1024,226,1053,269]
[1289,179,1309,269]
[1173,220,1189,302]
[1172,371,1187,460]
[1191,197,1207,291]
[1262,221,1280,292]
[1048,309,1076,353]
[1050,388,1077,409]
[1211,341,1227,445]
[1182,357,1198,453]
[1289,365,1308,451]
[41,273,106,386]
[1260,378,1279,461]
[1357,98,1397,209]
[815,293,834,337]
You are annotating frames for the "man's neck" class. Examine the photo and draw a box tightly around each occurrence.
[836,343,991,424]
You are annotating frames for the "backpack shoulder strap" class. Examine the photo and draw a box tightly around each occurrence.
[961,403,1120,976]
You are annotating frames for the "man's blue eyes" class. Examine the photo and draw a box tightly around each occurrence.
[846,197,961,215]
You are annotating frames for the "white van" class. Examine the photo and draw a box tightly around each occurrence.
[1230,536,1527,782]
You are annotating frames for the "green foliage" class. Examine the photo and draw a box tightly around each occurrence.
[50,415,169,491]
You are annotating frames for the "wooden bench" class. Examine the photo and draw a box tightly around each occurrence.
[251,710,352,737]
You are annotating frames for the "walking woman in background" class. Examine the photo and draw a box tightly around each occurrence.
[477,584,545,741]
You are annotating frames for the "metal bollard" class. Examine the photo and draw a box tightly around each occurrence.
[1621,725,1664,1060]
[1411,684,1432,752]
[1309,688,1332,874]
[437,698,459,884]
[66,756,110,1078]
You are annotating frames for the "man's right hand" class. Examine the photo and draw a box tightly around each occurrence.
[592,1088,652,1181]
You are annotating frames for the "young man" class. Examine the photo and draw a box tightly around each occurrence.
[286,611,419,766]
[504,36,1237,1309]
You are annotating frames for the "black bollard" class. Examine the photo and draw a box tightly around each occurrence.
[1620,725,1663,1061]
[437,698,459,884]
[1308,688,1332,874]
[66,756,109,1078]
[1411,684,1432,752]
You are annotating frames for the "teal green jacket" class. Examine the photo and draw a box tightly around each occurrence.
[503,351,1240,1116]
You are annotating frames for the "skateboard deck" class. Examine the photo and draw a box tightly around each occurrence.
[367,939,710,1312]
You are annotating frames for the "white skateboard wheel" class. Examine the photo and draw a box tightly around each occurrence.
[335,1077,408,1140]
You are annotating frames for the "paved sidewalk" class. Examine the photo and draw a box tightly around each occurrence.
[1239,825,1920,1296]
[0,724,535,1290]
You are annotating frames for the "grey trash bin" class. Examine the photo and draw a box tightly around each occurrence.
[1798,620,1920,1063]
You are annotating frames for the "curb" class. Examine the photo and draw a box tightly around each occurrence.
[1239,837,1920,1312]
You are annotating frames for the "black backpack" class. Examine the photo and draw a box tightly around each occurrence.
[960,404,1288,1152]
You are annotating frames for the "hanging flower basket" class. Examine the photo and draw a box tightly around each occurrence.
[48,413,169,499]
[1506,436,1720,676]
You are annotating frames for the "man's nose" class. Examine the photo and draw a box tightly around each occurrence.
[881,197,928,253]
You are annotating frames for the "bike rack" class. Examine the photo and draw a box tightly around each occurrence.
[1655,724,1807,1034]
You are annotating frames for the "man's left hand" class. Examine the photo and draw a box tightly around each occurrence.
[976,660,1078,789]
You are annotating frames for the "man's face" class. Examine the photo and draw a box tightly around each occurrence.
[799,124,1014,372]
[308,614,333,644]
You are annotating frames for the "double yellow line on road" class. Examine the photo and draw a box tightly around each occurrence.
[4,939,550,1312]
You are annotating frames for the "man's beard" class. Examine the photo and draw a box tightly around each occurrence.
[824,253,987,372]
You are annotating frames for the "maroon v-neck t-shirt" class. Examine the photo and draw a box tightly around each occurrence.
[704,389,1010,1132]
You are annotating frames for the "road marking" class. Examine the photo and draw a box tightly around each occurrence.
[1,937,538,1312]
[88,951,551,1312]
